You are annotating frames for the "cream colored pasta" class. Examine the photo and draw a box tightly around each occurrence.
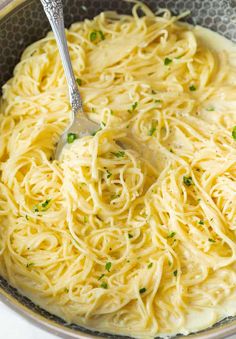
[1,2,236,337]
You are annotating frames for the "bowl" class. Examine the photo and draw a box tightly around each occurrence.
[1,0,236,338]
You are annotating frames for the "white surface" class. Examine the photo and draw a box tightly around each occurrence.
[0,300,60,339]
[1,299,236,339]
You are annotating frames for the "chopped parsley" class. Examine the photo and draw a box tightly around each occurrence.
[106,169,112,179]
[67,133,77,144]
[183,176,193,186]
[198,220,204,225]
[91,128,101,136]
[33,199,51,213]
[128,233,133,239]
[26,263,35,268]
[208,238,216,243]
[98,30,105,40]
[206,107,214,111]
[84,216,88,223]
[90,31,97,42]
[100,282,108,289]
[189,85,197,91]
[173,270,178,277]
[25,215,29,221]
[232,126,236,141]
[148,122,157,136]
[41,199,51,209]
[98,274,105,281]
[147,262,153,269]
[111,151,125,158]
[155,99,162,104]
[64,288,69,293]
[110,109,114,115]
[111,193,121,200]
[164,57,172,66]
[105,262,112,272]
[139,287,146,294]
[167,231,176,239]
[128,102,138,113]
[90,30,105,42]
[76,78,82,86]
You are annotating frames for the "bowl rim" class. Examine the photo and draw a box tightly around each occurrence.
[1,0,236,338]
[1,282,236,339]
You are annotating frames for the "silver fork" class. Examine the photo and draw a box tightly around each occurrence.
[40,0,100,159]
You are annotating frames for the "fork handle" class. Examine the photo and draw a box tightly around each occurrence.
[40,0,83,116]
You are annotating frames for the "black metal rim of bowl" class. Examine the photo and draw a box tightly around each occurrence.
[1,0,236,338]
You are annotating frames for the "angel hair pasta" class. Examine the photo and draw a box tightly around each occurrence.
[1,2,236,338]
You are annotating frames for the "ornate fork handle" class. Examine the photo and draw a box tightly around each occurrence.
[40,0,63,24]
[40,0,83,115]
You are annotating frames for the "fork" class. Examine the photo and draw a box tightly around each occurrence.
[40,0,100,159]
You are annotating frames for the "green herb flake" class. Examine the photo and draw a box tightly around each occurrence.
[41,199,51,209]
[105,262,112,272]
[111,151,125,158]
[84,216,88,223]
[183,176,193,187]
[98,30,105,40]
[173,270,178,277]
[148,123,157,136]
[91,127,102,136]
[100,282,108,289]
[147,262,153,269]
[76,78,82,86]
[164,57,172,66]
[189,85,197,91]
[111,193,121,200]
[199,220,204,225]
[232,126,236,141]
[208,238,216,243]
[67,133,77,144]
[167,231,176,239]
[33,199,51,213]
[64,288,69,293]
[90,31,97,42]
[139,287,146,294]
[26,263,35,268]
[106,169,112,179]
[128,233,133,239]
[110,109,114,115]
[206,107,214,111]
[98,274,105,281]
[25,215,29,221]
[155,99,162,104]
[128,101,138,113]
[32,206,39,213]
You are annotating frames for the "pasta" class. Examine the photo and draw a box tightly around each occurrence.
[1,2,236,337]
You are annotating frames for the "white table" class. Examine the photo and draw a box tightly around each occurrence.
[1,299,236,339]
[0,300,59,339]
